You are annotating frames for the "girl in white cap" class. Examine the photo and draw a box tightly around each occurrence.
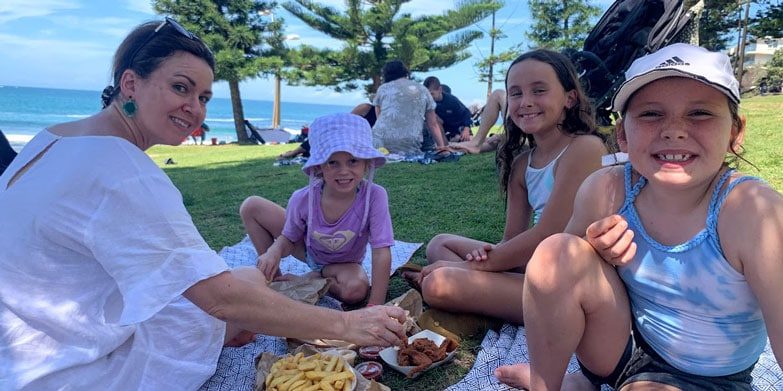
[240,112,394,306]
[495,43,783,390]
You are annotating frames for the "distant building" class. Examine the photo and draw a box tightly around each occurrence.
[741,37,783,66]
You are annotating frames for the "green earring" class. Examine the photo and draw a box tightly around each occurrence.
[122,98,137,118]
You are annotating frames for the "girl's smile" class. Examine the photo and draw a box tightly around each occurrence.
[320,151,368,194]
[619,77,736,187]
[506,59,575,136]
[129,51,214,148]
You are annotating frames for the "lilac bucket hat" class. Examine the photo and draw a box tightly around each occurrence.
[302,112,385,175]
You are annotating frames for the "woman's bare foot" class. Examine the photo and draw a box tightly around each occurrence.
[494,363,531,389]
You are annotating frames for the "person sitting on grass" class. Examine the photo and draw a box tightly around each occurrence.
[406,49,608,324]
[372,59,449,156]
[451,88,507,154]
[495,43,783,390]
[423,76,474,142]
[0,19,405,390]
[240,112,394,306]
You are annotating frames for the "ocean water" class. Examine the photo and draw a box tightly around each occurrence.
[0,85,355,151]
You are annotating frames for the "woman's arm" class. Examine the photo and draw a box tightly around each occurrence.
[469,136,608,272]
[184,268,406,346]
[367,247,391,305]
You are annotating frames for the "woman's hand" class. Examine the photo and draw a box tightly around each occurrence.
[585,214,636,266]
[344,305,406,347]
[464,243,494,262]
[256,252,281,281]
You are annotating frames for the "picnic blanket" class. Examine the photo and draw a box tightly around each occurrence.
[446,324,782,391]
[199,235,422,391]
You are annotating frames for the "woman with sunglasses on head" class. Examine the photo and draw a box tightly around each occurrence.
[0,19,405,390]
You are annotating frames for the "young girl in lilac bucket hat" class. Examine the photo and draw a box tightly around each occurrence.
[240,112,394,306]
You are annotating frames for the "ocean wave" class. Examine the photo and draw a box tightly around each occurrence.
[6,134,34,143]
[65,114,90,119]
[207,117,269,123]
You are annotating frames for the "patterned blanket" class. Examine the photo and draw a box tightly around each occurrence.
[446,324,782,390]
[199,236,422,391]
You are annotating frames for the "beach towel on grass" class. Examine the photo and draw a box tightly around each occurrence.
[446,324,782,391]
[199,235,422,391]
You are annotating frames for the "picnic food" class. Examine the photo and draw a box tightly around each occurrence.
[397,337,457,378]
[265,352,355,391]
[358,346,382,360]
[354,361,383,381]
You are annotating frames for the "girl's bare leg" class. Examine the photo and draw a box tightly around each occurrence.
[239,196,285,255]
[495,233,631,390]
[322,263,370,304]
[426,234,492,264]
[474,89,506,146]
[421,268,525,323]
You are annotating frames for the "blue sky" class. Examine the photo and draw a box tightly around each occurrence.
[0,0,612,107]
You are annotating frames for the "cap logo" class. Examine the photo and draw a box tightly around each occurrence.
[656,56,689,68]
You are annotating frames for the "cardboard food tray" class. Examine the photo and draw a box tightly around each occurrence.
[378,330,457,379]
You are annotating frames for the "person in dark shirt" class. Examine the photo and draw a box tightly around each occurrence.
[423,76,473,142]
[0,129,17,175]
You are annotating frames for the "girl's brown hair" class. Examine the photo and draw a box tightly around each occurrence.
[497,49,600,195]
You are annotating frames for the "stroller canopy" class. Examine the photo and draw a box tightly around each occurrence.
[569,0,699,124]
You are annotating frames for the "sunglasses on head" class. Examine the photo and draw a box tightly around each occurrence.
[127,17,201,66]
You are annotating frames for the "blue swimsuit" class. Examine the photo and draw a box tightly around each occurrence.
[617,163,766,376]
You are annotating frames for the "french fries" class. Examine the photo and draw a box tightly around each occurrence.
[265,352,355,391]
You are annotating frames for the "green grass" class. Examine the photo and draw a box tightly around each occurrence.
[149,95,783,390]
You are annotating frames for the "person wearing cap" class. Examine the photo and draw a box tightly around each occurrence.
[495,43,783,390]
[241,112,395,307]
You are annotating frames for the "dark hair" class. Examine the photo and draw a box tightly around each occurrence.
[423,76,440,89]
[382,60,409,83]
[441,84,452,95]
[101,19,215,108]
[497,49,600,195]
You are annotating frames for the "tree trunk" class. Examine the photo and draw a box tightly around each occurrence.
[229,79,250,144]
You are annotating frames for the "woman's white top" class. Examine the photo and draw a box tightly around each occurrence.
[0,130,229,389]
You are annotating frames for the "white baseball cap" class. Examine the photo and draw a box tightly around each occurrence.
[611,43,740,113]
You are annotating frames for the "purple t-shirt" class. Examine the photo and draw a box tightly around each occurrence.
[282,181,394,265]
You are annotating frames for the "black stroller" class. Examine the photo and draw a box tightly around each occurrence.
[568,0,702,125]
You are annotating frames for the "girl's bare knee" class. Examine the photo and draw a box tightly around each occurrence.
[336,279,369,304]
[525,233,585,290]
[425,234,456,262]
[239,196,264,219]
[421,267,456,306]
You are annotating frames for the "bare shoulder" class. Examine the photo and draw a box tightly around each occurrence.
[720,178,783,228]
[510,148,532,173]
[722,177,782,213]
[718,177,783,263]
[581,165,625,195]
[559,134,608,165]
